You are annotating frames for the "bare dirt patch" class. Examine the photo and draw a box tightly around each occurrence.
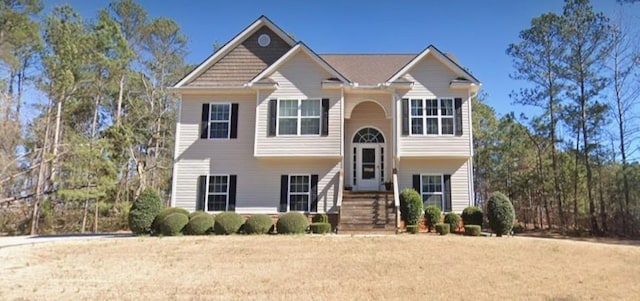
[1,235,639,300]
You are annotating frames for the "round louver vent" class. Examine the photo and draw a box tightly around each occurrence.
[258,34,271,47]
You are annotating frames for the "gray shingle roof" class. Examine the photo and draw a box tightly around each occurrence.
[320,54,416,86]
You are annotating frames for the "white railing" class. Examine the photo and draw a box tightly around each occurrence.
[393,172,400,229]
[337,169,344,207]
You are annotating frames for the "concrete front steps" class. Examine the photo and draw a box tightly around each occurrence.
[338,191,397,234]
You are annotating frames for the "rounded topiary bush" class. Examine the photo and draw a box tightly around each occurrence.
[184,214,214,235]
[312,213,329,224]
[213,212,245,235]
[461,206,483,226]
[406,225,419,234]
[128,188,163,235]
[153,207,189,233]
[309,222,331,234]
[424,205,441,232]
[464,225,481,236]
[435,223,450,235]
[189,210,209,219]
[158,213,189,236]
[444,212,461,233]
[400,188,423,226]
[486,192,515,237]
[244,214,274,235]
[276,212,308,234]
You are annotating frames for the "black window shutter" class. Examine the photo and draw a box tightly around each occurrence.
[412,174,421,193]
[228,175,237,211]
[454,98,463,136]
[279,175,288,212]
[402,98,409,136]
[230,103,238,139]
[268,99,277,136]
[197,175,207,211]
[310,174,319,212]
[444,175,452,212]
[201,104,210,139]
[321,98,329,136]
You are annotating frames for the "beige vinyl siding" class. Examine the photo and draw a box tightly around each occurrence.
[344,100,392,188]
[173,93,339,213]
[397,158,472,213]
[396,54,472,157]
[255,51,342,157]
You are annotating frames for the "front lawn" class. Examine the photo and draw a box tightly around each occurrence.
[1,235,638,300]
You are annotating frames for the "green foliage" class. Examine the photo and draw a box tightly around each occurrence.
[128,188,162,234]
[461,206,484,226]
[424,205,441,232]
[189,210,209,219]
[444,213,461,232]
[435,223,450,235]
[153,207,189,233]
[512,223,525,234]
[406,225,419,234]
[309,223,331,234]
[243,214,274,235]
[276,212,308,234]
[400,188,423,225]
[312,213,329,223]
[184,214,214,235]
[213,212,244,235]
[486,192,515,237]
[157,213,188,236]
[464,225,482,236]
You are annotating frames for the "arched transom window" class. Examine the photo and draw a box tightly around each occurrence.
[353,128,384,143]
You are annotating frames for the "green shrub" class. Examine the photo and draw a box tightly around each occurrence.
[424,205,441,232]
[461,206,483,226]
[435,223,450,235]
[128,188,163,235]
[464,225,481,236]
[400,188,423,225]
[444,213,461,232]
[189,210,209,219]
[153,207,189,233]
[158,213,189,236]
[406,225,419,234]
[184,214,214,235]
[213,212,245,235]
[309,222,331,234]
[312,213,329,223]
[486,192,515,237]
[244,214,274,235]
[276,212,308,234]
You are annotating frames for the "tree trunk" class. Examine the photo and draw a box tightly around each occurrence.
[573,132,580,229]
[31,101,53,235]
[116,74,125,126]
[580,82,599,235]
[93,200,99,233]
[81,199,89,233]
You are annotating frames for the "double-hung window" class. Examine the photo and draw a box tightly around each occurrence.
[207,175,229,211]
[421,175,444,210]
[288,175,310,211]
[209,104,231,139]
[410,98,455,135]
[278,99,321,135]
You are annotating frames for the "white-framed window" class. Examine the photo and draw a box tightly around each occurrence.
[288,174,310,211]
[277,99,321,135]
[209,103,231,139]
[410,98,455,135]
[207,175,229,211]
[421,174,444,210]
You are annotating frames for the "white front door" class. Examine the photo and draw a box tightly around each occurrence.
[355,144,381,191]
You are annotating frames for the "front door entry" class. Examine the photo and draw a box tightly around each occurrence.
[356,145,380,191]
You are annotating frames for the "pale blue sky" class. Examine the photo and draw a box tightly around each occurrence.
[45,0,640,120]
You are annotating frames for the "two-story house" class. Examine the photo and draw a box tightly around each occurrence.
[169,16,480,232]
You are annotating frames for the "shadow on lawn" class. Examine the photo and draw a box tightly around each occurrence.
[518,230,640,247]
[28,233,134,239]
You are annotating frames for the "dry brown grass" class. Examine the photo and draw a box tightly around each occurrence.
[1,234,639,300]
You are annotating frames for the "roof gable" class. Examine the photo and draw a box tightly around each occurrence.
[173,16,296,88]
[386,45,480,85]
[320,54,415,86]
[249,43,349,86]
